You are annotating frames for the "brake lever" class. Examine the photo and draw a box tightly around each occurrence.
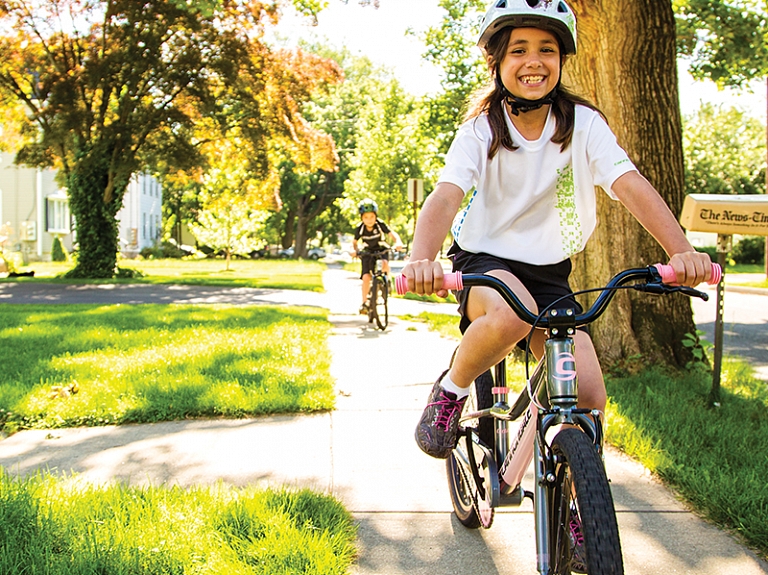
[677,285,709,301]
[633,282,709,301]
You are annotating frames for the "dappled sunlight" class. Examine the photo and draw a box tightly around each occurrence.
[0,304,335,430]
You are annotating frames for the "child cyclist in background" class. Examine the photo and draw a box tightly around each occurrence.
[353,198,403,315]
[401,0,713,461]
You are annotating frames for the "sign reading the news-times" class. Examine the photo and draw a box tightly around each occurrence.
[680,194,768,236]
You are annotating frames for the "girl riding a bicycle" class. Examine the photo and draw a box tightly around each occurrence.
[401,0,713,461]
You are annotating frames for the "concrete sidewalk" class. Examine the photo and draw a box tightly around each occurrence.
[0,268,766,574]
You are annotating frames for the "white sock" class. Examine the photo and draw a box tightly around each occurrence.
[440,373,470,399]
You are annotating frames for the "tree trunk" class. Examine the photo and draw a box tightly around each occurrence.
[65,152,124,278]
[566,0,698,368]
[295,216,310,258]
[283,210,296,251]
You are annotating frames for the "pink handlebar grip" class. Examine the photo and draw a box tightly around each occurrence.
[654,263,722,286]
[394,272,463,295]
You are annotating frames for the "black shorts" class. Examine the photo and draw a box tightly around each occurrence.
[360,251,389,278]
[449,244,584,336]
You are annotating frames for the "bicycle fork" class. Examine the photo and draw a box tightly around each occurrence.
[497,337,604,574]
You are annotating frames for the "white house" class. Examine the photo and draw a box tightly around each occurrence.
[116,172,163,258]
[0,151,161,262]
[0,151,70,263]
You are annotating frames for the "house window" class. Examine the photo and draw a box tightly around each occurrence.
[46,196,71,234]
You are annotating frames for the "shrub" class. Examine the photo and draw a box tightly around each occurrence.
[731,235,765,265]
[51,236,68,262]
[695,246,718,261]
[140,241,188,259]
[0,251,22,273]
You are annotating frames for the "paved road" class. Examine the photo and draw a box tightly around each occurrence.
[0,271,766,574]
[692,286,768,381]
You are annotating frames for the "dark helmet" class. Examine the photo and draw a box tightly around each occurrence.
[358,198,378,215]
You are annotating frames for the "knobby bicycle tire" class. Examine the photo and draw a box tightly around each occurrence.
[372,275,388,330]
[550,427,623,575]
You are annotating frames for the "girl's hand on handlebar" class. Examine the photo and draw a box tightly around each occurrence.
[401,259,448,297]
[667,251,715,287]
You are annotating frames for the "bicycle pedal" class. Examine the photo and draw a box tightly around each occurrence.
[523,490,535,502]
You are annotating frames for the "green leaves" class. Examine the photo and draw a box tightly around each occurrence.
[674,0,768,87]
[683,102,767,196]
[420,0,487,150]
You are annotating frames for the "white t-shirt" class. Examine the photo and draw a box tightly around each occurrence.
[439,104,636,265]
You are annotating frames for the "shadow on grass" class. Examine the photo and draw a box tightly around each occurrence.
[0,304,333,432]
[606,365,768,558]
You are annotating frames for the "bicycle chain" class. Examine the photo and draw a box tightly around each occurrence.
[455,430,495,529]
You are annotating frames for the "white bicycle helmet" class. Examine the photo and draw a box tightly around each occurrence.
[478,0,577,55]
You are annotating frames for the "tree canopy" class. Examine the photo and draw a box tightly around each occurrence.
[0,0,341,277]
[683,103,767,196]
[674,0,768,87]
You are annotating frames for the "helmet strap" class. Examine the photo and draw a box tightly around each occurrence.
[495,64,559,116]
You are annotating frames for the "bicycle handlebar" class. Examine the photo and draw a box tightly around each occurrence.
[395,263,721,329]
[358,248,394,257]
[654,263,721,285]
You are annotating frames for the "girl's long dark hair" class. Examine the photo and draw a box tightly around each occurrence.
[466,27,604,159]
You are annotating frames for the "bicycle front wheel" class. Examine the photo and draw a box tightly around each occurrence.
[372,275,388,330]
[550,427,623,575]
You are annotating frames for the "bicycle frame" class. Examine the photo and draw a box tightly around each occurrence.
[448,266,714,574]
[362,249,391,330]
[360,249,388,279]
[458,319,604,572]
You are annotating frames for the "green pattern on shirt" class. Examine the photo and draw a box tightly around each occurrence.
[555,165,582,257]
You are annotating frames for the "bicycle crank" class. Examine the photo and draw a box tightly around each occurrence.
[454,429,500,528]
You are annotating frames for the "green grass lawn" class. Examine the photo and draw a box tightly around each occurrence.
[5,259,326,291]
[0,473,357,575]
[0,259,351,573]
[2,257,766,564]
[0,304,334,433]
[605,359,768,558]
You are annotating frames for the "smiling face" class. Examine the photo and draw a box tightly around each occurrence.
[361,212,377,227]
[495,27,561,102]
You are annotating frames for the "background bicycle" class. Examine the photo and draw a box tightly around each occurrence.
[361,248,392,330]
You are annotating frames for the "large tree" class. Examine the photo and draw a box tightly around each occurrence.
[674,0,768,88]
[269,47,370,256]
[421,0,486,153]
[567,0,768,365]
[344,80,433,245]
[0,0,337,277]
